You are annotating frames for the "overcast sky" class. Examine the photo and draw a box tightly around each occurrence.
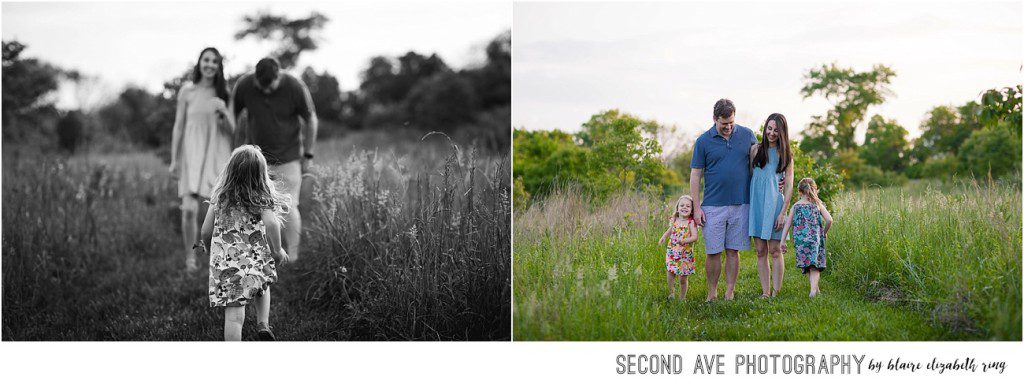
[2,1,510,108]
[514,1,1022,143]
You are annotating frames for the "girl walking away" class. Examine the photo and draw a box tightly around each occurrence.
[659,195,699,300]
[779,178,833,298]
[198,145,290,341]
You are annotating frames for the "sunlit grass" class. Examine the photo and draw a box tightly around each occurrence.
[513,182,1021,340]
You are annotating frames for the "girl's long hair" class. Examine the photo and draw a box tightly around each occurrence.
[672,195,695,221]
[753,113,792,173]
[192,47,230,104]
[797,177,824,211]
[208,145,290,220]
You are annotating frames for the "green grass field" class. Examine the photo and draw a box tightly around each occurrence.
[2,131,511,341]
[513,181,1022,340]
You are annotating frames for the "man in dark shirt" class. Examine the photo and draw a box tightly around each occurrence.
[231,57,318,262]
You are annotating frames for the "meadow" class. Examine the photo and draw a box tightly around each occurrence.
[1,130,511,341]
[513,180,1021,341]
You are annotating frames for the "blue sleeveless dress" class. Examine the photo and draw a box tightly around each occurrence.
[748,147,784,240]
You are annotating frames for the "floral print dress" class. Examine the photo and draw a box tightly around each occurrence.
[209,206,278,307]
[665,218,696,276]
[792,203,826,273]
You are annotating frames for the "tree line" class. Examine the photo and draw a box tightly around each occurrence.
[2,11,510,157]
[513,63,1021,208]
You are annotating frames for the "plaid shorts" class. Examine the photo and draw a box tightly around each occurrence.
[702,204,751,254]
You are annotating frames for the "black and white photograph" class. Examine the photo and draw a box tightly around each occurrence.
[2,1,511,341]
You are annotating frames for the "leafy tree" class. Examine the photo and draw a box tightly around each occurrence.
[859,115,908,172]
[234,11,330,69]
[2,40,64,140]
[905,155,959,179]
[512,176,530,212]
[578,110,670,191]
[512,128,588,197]
[832,148,905,188]
[360,53,449,107]
[799,63,895,160]
[979,85,1022,135]
[668,147,693,185]
[338,90,367,130]
[56,110,85,152]
[464,30,510,110]
[405,71,478,131]
[912,106,959,162]
[958,123,1021,179]
[301,67,343,122]
[790,144,844,209]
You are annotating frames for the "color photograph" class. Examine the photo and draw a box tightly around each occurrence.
[513,1,1021,341]
[2,1,511,341]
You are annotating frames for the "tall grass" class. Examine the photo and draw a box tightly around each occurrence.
[827,180,1021,339]
[298,139,512,340]
[1,133,511,340]
[513,182,1021,340]
[1,151,208,339]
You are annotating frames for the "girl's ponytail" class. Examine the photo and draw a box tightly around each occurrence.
[798,178,824,211]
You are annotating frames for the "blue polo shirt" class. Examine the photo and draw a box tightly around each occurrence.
[690,124,758,206]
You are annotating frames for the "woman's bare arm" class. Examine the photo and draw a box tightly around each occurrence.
[169,85,190,175]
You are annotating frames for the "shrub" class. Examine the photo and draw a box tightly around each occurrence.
[832,149,906,188]
[957,123,1022,179]
[56,110,85,152]
[791,145,844,208]
[905,155,959,180]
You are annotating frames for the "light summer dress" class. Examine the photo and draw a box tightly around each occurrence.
[665,218,696,276]
[749,146,784,240]
[179,85,232,199]
[792,203,827,274]
[208,206,279,307]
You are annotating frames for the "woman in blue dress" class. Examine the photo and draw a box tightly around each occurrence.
[747,113,793,298]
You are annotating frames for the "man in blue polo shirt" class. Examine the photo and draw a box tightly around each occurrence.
[689,99,757,301]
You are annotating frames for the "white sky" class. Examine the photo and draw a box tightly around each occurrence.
[514,1,1023,143]
[1,1,510,107]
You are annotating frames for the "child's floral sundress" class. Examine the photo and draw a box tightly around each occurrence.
[665,218,696,276]
[208,205,278,307]
[792,203,826,273]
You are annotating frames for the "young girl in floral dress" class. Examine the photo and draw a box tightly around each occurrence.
[198,145,290,341]
[779,178,833,298]
[659,195,699,300]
